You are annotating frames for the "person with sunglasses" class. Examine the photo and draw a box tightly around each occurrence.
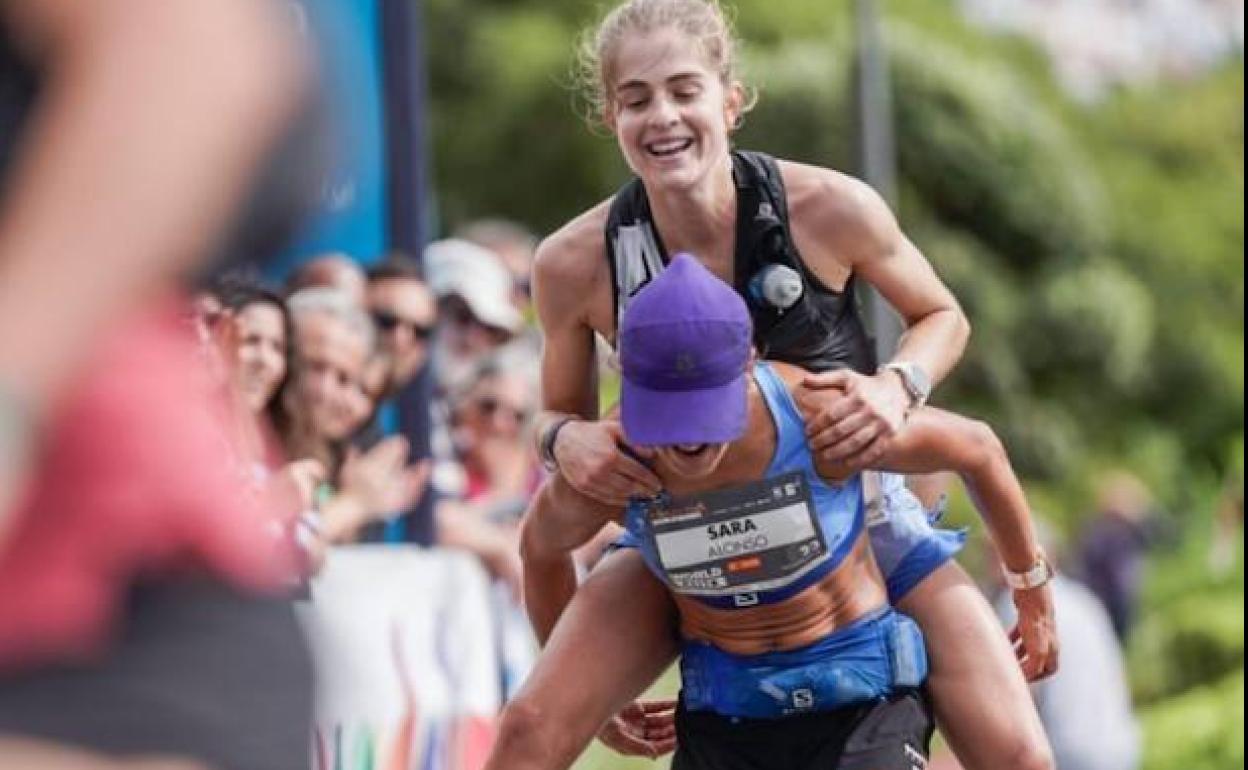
[331,254,440,545]
[366,255,438,397]
[449,359,541,526]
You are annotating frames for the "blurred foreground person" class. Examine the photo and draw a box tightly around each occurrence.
[0,0,318,767]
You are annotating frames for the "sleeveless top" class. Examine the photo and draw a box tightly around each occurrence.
[623,362,864,610]
[605,150,876,374]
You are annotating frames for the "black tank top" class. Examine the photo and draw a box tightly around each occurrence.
[604,150,876,374]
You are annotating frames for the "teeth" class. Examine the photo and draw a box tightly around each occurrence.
[648,139,693,156]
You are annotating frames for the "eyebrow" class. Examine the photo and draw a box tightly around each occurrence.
[615,71,705,94]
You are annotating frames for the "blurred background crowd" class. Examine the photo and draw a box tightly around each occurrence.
[196,227,552,593]
[0,0,1240,769]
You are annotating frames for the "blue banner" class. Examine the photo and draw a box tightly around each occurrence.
[269,0,388,279]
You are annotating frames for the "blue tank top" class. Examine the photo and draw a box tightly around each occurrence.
[622,361,864,610]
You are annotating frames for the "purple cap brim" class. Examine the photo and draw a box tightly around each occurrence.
[620,373,749,447]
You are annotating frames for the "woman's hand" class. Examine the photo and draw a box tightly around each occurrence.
[1011,583,1059,681]
[596,699,677,759]
[798,370,909,469]
[552,420,661,507]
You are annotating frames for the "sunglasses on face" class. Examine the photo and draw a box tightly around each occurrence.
[372,310,435,339]
[474,396,531,425]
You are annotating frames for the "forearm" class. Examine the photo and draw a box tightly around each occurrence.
[520,518,580,644]
[532,409,583,460]
[879,409,1039,573]
[957,438,1041,574]
[890,306,970,388]
[0,0,306,415]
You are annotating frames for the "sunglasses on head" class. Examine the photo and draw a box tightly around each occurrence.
[372,310,434,339]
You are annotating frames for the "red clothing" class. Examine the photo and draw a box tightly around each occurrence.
[0,299,297,669]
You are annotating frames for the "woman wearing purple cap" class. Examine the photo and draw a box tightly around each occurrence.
[490,256,1054,769]
[520,0,1054,768]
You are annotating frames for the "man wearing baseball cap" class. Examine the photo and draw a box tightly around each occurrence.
[486,254,1056,770]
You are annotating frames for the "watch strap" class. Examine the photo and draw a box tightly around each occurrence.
[1006,554,1055,590]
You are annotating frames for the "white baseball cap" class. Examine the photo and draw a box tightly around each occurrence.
[423,238,523,333]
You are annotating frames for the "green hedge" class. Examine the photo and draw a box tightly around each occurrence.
[1141,667,1244,770]
[1129,592,1245,704]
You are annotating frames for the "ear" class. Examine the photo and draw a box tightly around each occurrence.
[603,100,618,132]
[724,81,746,132]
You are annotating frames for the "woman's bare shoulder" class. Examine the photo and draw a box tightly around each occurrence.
[775,158,899,266]
[533,198,613,289]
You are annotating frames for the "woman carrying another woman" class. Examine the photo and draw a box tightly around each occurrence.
[517,1,1053,768]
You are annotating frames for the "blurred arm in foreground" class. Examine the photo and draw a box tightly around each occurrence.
[0,0,308,535]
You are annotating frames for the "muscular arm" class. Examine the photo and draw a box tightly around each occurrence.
[788,165,970,464]
[799,169,969,386]
[523,218,658,641]
[861,408,1041,574]
[530,230,602,442]
[520,476,621,642]
[842,192,967,386]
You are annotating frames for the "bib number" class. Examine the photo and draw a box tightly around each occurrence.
[644,471,830,598]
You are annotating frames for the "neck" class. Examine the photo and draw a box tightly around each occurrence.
[646,156,737,274]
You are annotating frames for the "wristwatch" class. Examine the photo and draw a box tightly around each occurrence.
[882,361,932,411]
[539,417,574,473]
[1005,553,1055,591]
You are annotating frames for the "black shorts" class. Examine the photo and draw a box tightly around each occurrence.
[673,689,933,770]
[0,577,313,770]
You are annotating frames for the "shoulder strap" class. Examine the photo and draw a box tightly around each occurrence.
[751,361,807,470]
[605,177,667,335]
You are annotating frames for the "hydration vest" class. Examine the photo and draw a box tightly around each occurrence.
[605,150,877,374]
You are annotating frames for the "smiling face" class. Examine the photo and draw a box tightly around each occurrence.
[289,312,370,442]
[605,27,742,192]
[233,301,288,413]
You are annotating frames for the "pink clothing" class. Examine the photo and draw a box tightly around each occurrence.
[0,298,297,669]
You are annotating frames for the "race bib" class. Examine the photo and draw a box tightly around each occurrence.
[643,471,830,598]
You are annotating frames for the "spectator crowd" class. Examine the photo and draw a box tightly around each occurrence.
[198,222,556,600]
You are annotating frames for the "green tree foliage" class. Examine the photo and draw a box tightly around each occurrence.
[1140,668,1244,770]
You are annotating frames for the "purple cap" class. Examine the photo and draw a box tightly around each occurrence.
[619,254,752,446]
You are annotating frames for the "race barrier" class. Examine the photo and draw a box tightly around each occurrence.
[299,546,534,770]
